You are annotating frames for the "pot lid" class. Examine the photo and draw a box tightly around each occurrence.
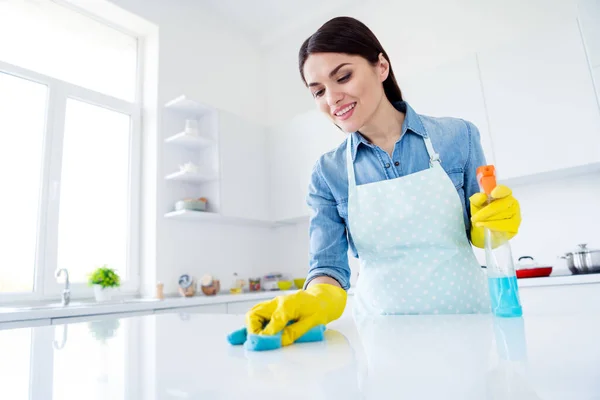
[573,244,599,255]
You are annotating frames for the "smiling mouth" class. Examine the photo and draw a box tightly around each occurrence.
[334,102,356,119]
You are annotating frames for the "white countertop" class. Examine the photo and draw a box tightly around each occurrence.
[1,307,599,399]
[1,273,600,323]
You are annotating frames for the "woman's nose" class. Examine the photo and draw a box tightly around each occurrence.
[326,90,343,108]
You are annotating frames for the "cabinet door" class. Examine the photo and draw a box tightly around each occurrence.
[477,19,600,180]
[401,53,495,165]
[578,0,600,69]
[218,111,269,221]
[594,66,600,99]
[154,303,227,315]
[51,310,152,325]
[268,110,345,222]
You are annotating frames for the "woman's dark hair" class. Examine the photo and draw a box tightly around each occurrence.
[299,16,403,104]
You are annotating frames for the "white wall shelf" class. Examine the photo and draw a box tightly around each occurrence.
[165,170,217,183]
[164,132,213,149]
[165,95,212,115]
[164,209,293,228]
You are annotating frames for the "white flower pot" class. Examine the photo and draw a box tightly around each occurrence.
[93,285,114,302]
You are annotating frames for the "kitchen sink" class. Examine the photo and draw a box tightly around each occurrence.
[0,297,159,314]
[0,301,90,313]
[22,301,90,310]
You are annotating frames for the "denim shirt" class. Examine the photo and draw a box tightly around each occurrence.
[305,101,487,290]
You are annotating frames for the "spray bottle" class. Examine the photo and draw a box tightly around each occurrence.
[476,165,523,318]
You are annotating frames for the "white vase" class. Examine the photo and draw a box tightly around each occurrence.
[184,119,199,136]
[93,285,113,302]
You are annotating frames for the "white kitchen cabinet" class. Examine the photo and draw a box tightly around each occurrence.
[401,53,495,165]
[477,18,600,181]
[578,0,600,69]
[218,110,270,222]
[268,110,345,222]
[519,282,600,315]
[154,303,227,315]
[51,310,152,325]
[594,66,600,99]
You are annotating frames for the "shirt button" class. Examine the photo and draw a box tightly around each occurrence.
[394,161,400,166]
[385,163,391,168]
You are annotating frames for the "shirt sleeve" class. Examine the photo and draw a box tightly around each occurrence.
[463,120,487,235]
[304,161,351,290]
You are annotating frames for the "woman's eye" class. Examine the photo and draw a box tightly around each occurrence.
[314,89,325,98]
[338,73,351,83]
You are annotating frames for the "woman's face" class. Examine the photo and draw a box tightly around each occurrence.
[303,52,389,133]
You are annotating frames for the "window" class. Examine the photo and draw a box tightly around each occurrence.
[0,0,141,299]
[58,100,132,283]
[0,73,47,293]
[0,0,137,101]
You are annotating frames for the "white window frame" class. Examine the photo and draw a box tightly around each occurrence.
[0,23,142,302]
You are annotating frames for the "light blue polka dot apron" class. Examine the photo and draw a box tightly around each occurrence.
[346,133,490,315]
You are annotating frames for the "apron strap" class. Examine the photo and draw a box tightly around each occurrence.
[423,136,441,167]
[346,134,357,191]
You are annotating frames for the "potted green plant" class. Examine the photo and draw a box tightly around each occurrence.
[88,265,121,302]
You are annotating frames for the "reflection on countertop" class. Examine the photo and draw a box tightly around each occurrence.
[1,309,600,399]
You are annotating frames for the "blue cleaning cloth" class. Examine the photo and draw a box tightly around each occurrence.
[227,323,326,351]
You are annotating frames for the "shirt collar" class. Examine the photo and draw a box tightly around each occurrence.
[350,101,427,161]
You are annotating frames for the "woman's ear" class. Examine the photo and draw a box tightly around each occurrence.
[377,53,390,82]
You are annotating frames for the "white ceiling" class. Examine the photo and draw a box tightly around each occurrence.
[198,0,359,47]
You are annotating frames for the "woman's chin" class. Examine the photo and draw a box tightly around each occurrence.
[336,120,361,133]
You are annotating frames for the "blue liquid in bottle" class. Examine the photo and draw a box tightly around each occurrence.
[488,276,523,318]
[477,165,523,318]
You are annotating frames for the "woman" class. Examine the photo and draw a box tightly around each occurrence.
[246,17,521,346]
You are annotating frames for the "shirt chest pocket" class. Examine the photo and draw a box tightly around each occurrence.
[448,171,467,213]
[447,171,464,190]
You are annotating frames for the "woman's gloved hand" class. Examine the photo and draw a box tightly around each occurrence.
[469,184,522,249]
[245,283,347,347]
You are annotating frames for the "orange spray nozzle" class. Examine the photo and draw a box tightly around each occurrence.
[476,165,497,195]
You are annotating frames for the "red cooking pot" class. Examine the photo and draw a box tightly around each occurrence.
[515,256,553,279]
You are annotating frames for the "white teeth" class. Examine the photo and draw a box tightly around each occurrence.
[335,103,355,116]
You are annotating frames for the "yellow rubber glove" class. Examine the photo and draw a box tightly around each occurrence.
[469,184,522,249]
[245,283,347,347]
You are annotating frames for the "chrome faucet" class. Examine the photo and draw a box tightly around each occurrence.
[55,268,70,306]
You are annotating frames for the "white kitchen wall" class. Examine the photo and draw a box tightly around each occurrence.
[108,0,273,295]
[509,172,600,270]
[579,0,600,109]
[267,0,600,283]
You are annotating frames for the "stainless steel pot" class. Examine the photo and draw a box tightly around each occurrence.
[560,244,600,274]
